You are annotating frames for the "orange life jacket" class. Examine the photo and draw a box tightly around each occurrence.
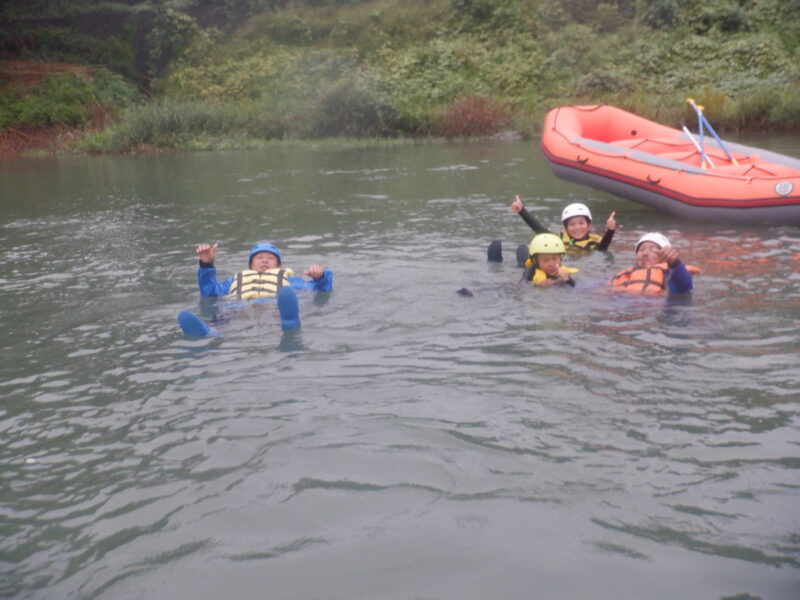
[611,263,668,295]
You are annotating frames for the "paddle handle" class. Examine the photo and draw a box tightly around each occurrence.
[686,98,738,166]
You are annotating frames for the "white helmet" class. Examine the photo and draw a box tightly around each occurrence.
[636,232,671,251]
[561,203,592,224]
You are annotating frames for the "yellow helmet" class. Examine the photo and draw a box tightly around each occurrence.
[528,233,566,256]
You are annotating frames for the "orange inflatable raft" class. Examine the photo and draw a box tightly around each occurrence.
[540,105,800,224]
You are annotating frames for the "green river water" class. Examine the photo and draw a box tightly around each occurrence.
[1,138,799,599]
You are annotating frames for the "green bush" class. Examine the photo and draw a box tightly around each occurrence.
[0,92,20,129]
[148,8,203,79]
[0,69,140,130]
[3,73,92,128]
[304,75,401,137]
[644,0,679,30]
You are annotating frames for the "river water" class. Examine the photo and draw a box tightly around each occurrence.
[1,138,799,600]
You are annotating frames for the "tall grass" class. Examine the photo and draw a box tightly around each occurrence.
[79,99,287,152]
[722,82,800,132]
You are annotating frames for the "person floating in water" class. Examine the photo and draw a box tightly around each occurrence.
[523,233,579,287]
[488,196,616,265]
[195,242,333,298]
[179,242,333,335]
[611,232,696,295]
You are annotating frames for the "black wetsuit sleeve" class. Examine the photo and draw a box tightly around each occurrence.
[597,228,615,251]
[518,207,549,234]
[563,276,576,287]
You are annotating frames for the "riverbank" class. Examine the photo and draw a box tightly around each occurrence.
[2,0,799,156]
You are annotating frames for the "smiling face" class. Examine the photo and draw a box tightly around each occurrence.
[564,216,591,240]
[635,241,662,268]
[536,253,562,276]
[250,251,280,272]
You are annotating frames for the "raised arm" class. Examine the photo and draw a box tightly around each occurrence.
[288,265,334,292]
[512,195,549,234]
[597,212,617,251]
[661,247,693,294]
[194,243,233,297]
[195,243,218,265]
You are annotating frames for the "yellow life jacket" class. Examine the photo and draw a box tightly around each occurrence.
[529,266,579,284]
[227,268,294,300]
[561,231,602,252]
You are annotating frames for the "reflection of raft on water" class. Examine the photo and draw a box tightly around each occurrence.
[540,105,800,224]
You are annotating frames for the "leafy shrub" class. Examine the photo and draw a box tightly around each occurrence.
[148,8,203,79]
[0,68,140,129]
[450,0,495,22]
[681,0,754,34]
[305,75,401,137]
[5,73,93,127]
[575,71,630,96]
[435,95,509,137]
[161,39,360,106]
[644,0,679,30]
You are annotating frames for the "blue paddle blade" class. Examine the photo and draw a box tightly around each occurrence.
[178,310,220,337]
[277,286,300,331]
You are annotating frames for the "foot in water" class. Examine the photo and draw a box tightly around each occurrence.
[488,239,503,262]
[178,310,220,337]
[516,243,529,268]
[277,286,301,331]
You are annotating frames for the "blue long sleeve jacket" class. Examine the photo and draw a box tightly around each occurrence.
[666,259,693,295]
[197,263,333,297]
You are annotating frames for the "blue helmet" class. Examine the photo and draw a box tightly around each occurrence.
[248,242,282,267]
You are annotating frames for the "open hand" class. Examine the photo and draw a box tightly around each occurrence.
[304,264,324,280]
[660,246,679,265]
[195,243,218,263]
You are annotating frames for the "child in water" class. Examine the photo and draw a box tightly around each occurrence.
[457,232,577,297]
[488,196,617,264]
[524,233,579,287]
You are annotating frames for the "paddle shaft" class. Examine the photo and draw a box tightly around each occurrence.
[686,98,738,165]
[680,123,715,168]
